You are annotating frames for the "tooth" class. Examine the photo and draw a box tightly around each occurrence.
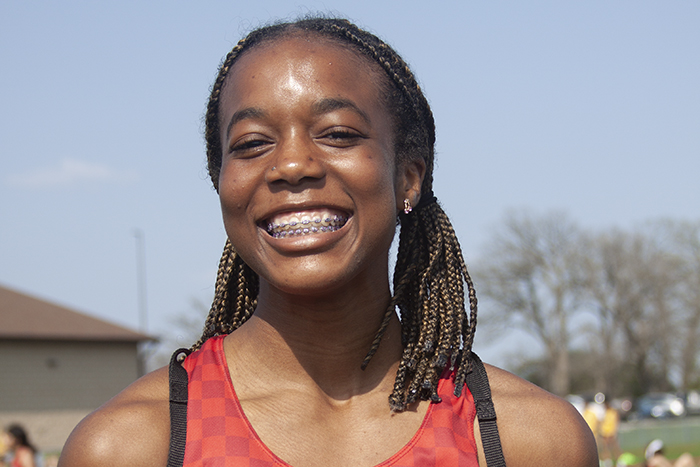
[267,210,350,238]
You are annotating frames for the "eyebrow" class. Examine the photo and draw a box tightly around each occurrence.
[225,98,371,139]
[225,107,267,139]
[312,98,371,124]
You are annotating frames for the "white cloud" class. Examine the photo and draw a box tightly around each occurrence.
[6,158,138,188]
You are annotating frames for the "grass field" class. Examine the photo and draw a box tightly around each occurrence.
[617,416,700,460]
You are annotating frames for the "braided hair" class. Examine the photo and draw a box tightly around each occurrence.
[193,17,478,411]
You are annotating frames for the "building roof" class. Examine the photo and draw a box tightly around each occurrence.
[0,284,153,342]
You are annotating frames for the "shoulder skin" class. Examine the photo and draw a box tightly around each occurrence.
[476,364,599,467]
[57,367,170,467]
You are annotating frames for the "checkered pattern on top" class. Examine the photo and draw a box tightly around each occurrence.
[181,336,478,466]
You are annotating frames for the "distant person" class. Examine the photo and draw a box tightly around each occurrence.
[583,399,601,438]
[0,430,7,467]
[600,400,621,465]
[645,439,695,467]
[616,452,640,467]
[2,424,36,467]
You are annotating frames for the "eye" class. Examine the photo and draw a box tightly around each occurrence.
[318,127,366,147]
[228,135,273,157]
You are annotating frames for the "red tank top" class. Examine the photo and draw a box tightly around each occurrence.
[181,336,479,466]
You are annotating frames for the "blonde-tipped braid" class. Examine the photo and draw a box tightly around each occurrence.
[192,240,258,350]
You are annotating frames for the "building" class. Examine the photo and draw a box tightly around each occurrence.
[0,284,153,454]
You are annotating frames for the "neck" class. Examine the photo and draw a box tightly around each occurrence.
[227,277,403,399]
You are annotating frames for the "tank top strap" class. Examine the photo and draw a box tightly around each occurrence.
[167,347,191,467]
[465,352,506,467]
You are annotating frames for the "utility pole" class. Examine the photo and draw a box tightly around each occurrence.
[133,229,148,333]
[133,228,150,376]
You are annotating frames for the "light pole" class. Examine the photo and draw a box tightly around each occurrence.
[133,228,148,333]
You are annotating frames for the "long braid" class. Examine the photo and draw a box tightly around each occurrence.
[198,16,479,410]
[386,201,479,410]
[192,239,258,350]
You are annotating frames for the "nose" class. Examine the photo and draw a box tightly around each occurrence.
[264,133,325,186]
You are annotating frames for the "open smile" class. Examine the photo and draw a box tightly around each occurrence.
[264,208,350,238]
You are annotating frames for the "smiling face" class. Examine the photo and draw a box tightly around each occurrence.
[216,36,423,296]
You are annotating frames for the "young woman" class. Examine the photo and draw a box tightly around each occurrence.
[58,18,597,467]
[3,425,36,467]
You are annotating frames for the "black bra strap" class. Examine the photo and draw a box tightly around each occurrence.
[466,352,507,467]
[167,348,191,467]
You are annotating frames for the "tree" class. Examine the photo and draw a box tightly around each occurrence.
[578,220,700,396]
[474,211,584,396]
[658,221,700,391]
[580,229,679,396]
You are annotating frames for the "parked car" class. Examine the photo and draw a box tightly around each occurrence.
[634,393,685,419]
[683,390,700,416]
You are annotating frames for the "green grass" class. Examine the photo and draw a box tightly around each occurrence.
[617,416,700,461]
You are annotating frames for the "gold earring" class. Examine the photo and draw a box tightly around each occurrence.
[403,199,412,214]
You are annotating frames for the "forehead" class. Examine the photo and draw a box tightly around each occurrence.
[219,36,388,118]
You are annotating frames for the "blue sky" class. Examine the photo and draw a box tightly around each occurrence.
[1,1,698,366]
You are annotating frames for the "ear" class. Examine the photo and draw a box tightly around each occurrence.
[396,158,426,211]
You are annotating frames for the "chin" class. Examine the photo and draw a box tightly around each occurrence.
[267,268,357,297]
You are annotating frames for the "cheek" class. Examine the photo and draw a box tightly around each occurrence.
[218,163,255,223]
[219,179,241,213]
[357,154,400,200]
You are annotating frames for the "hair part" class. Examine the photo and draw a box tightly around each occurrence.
[195,16,478,411]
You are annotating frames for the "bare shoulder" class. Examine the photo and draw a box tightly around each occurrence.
[480,364,598,467]
[58,366,171,467]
